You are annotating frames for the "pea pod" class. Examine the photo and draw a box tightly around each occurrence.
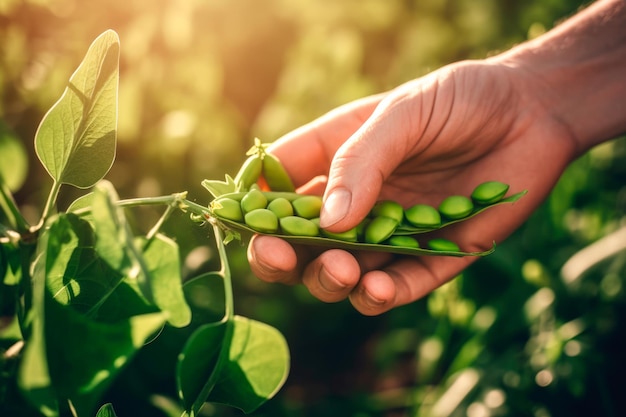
[262,153,295,192]
[234,154,263,192]
[206,182,527,258]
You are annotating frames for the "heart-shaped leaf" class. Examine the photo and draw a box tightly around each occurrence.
[35,30,119,188]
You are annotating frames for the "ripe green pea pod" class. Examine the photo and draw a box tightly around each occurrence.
[471,181,510,205]
[364,216,398,244]
[262,153,296,192]
[371,200,404,223]
[244,208,278,233]
[210,197,244,222]
[279,216,319,237]
[438,195,474,220]
[234,154,263,192]
[404,204,441,228]
[428,238,460,252]
[267,197,294,218]
[292,195,323,219]
[241,189,268,214]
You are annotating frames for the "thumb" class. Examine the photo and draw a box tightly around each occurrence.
[319,100,411,232]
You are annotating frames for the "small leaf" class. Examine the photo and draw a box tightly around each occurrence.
[138,234,191,327]
[201,175,238,199]
[207,316,290,413]
[35,30,119,188]
[66,192,94,213]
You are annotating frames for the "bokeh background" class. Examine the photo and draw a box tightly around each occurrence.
[2,0,626,416]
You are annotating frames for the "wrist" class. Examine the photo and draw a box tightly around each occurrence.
[496,0,626,155]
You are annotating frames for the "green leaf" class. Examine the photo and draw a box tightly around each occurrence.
[201,174,238,199]
[34,30,119,188]
[19,213,167,416]
[138,234,191,327]
[91,180,153,302]
[207,315,290,413]
[96,403,118,417]
[177,320,229,413]
[66,191,94,214]
[177,315,290,416]
[0,121,28,191]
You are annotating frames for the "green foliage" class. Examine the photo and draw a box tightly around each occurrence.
[2,1,625,417]
[1,30,289,417]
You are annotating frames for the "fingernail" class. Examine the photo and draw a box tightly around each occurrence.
[320,188,351,228]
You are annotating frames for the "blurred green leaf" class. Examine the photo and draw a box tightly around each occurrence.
[34,30,119,189]
[96,403,118,417]
[0,121,28,192]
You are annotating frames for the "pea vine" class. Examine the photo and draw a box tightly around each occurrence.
[0,30,288,417]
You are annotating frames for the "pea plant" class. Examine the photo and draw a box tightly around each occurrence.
[0,30,526,417]
[0,30,289,417]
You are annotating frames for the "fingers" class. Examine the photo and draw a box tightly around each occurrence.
[248,232,476,316]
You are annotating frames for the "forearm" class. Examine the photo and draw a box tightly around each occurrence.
[498,0,626,154]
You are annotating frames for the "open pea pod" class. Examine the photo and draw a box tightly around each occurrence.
[209,215,495,258]
[393,190,528,235]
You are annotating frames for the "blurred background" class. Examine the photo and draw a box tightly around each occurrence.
[2,0,626,416]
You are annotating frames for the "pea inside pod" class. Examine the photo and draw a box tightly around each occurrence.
[244,208,278,233]
[364,216,398,244]
[267,197,294,218]
[292,195,323,219]
[404,204,441,228]
[438,195,474,220]
[280,216,319,237]
[241,189,268,214]
[471,181,510,204]
[371,200,404,223]
[210,197,244,222]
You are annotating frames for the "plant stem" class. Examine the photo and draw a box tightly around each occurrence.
[211,222,234,319]
[0,181,30,233]
[37,180,61,230]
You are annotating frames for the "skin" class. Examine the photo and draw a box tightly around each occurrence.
[248,0,626,315]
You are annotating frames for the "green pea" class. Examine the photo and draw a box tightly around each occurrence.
[267,197,294,218]
[364,216,398,244]
[292,195,323,219]
[428,238,460,252]
[471,181,510,204]
[386,235,419,248]
[371,200,404,223]
[210,197,244,222]
[404,204,441,228]
[279,216,319,237]
[311,218,359,242]
[438,195,474,219]
[244,208,278,233]
[241,189,268,214]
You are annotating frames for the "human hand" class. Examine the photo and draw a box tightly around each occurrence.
[247,58,579,315]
